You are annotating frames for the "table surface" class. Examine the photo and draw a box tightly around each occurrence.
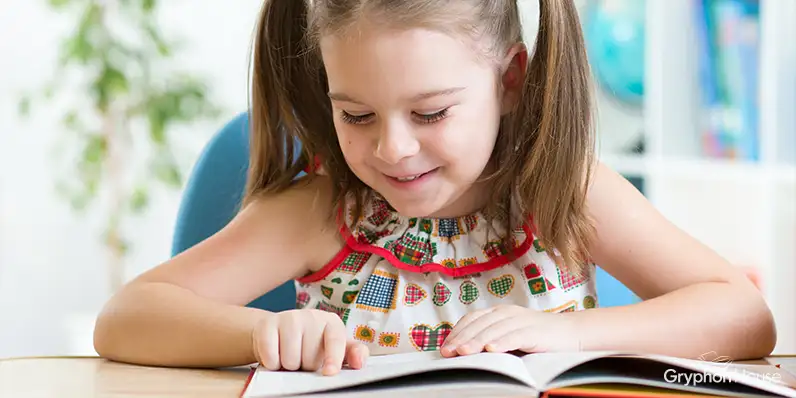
[2,355,795,398]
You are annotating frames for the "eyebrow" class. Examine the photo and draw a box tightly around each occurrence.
[328,87,466,104]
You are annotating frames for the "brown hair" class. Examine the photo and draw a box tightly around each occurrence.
[245,0,596,275]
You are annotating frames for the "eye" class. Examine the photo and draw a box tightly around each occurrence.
[413,108,449,124]
[340,111,374,125]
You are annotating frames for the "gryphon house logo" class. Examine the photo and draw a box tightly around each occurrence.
[697,351,735,369]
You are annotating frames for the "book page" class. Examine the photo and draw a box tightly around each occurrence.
[637,354,796,395]
[521,352,796,398]
[243,351,535,397]
[520,351,622,387]
[542,356,796,398]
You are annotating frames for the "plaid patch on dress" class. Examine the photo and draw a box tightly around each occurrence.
[432,282,451,306]
[482,239,508,259]
[368,199,392,225]
[355,228,392,245]
[355,269,399,312]
[459,280,479,304]
[487,274,515,298]
[436,218,461,240]
[556,265,587,291]
[409,322,453,351]
[338,252,371,274]
[403,283,427,306]
[388,233,436,265]
[315,300,350,325]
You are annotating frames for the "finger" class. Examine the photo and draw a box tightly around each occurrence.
[345,341,369,370]
[321,317,348,376]
[483,325,539,354]
[301,319,325,372]
[465,317,529,353]
[279,315,304,371]
[442,308,495,355]
[258,321,282,371]
[447,309,516,355]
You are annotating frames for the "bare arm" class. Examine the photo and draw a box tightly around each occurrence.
[566,163,776,360]
[93,177,341,368]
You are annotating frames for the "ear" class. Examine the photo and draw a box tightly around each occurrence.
[500,43,528,115]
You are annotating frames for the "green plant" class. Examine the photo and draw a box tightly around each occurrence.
[19,0,222,294]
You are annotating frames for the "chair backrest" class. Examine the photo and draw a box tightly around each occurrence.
[172,113,639,311]
[171,112,296,312]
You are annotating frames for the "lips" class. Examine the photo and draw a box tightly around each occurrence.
[394,173,426,182]
[387,168,436,182]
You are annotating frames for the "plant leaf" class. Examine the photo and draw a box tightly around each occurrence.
[129,186,149,214]
[18,96,30,117]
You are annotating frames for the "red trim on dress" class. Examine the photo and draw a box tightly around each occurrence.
[296,203,538,283]
[340,221,535,278]
[296,243,353,284]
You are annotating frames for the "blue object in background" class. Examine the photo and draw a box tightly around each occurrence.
[171,113,640,310]
[171,113,296,312]
[583,0,646,106]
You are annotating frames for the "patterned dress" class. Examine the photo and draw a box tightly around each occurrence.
[294,194,598,356]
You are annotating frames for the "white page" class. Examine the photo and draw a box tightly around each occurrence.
[521,351,796,398]
[638,354,796,397]
[243,351,535,397]
[520,350,622,387]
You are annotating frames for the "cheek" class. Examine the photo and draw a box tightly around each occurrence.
[335,127,371,169]
[435,112,500,166]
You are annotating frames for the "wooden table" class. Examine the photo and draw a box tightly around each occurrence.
[2,355,796,398]
[0,356,251,398]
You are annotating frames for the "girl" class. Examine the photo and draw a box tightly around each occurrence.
[93,0,776,376]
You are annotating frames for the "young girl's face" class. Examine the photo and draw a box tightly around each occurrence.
[321,22,519,218]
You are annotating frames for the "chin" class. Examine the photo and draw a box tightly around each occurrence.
[378,194,445,219]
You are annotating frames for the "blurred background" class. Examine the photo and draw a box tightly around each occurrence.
[0,0,793,359]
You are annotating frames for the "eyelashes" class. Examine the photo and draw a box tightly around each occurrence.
[340,108,450,125]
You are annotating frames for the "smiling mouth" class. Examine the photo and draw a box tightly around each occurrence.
[395,173,425,182]
[388,168,438,182]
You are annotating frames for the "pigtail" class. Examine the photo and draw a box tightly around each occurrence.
[502,0,596,275]
[244,0,334,205]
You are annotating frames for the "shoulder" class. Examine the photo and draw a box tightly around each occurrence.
[243,174,336,221]
[241,175,343,261]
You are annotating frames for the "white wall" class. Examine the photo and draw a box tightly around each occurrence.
[0,0,264,358]
[0,1,637,359]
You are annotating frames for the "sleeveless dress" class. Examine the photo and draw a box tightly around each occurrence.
[294,194,598,356]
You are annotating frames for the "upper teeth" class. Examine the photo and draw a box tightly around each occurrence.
[396,174,422,182]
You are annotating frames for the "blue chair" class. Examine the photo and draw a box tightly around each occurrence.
[170,112,296,312]
[171,113,638,310]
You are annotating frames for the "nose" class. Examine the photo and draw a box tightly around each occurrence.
[374,120,420,165]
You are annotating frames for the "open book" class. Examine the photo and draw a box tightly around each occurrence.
[242,350,796,398]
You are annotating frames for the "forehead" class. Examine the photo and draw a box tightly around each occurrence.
[319,25,496,102]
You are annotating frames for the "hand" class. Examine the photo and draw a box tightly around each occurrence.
[440,305,581,357]
[252,309,369,375]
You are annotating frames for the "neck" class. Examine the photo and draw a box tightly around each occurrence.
[426,162,498,219]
